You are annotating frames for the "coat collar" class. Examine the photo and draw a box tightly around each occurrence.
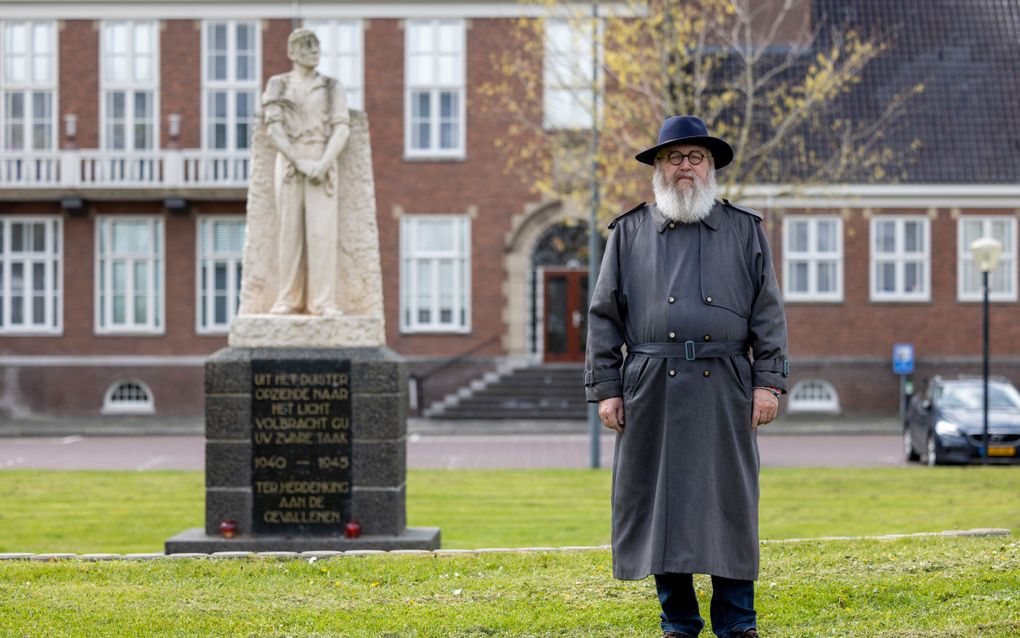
[284,70,332,91]
[652,200,722,233]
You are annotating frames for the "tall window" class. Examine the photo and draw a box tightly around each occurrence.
[405,19,465,158]
[958,216,1017,302]
[96,217,164,334]
[870,216,930,301]
[0,216,61,334]
[783,216,843,301]
[1,21,56,151]
[203,20,259,152]
[305,19,363,110]
[544,18,597,129]
[197,217,245,333]
[101,21,158,151]
[400,215,470,332]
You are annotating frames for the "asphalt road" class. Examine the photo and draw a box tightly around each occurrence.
[0,433,907,471]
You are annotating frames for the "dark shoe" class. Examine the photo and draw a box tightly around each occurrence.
[733,630,759,638]
[663,633,695,638]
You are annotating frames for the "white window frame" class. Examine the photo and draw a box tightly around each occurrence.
[957,216,1018,303]
[404,19,466,159]
[196,215,245,334]
[0,215,62,335]
[0,20,57,152]
[869,215,931,302]
[543,17,599,130]
[782,215,844,302]
[305,19,364,110]
[399,214,471,333]
[201,20,261,151]
[101,379,155,415]
[787,379,841,415]
[100,20,159,151]
[95,216,165,335]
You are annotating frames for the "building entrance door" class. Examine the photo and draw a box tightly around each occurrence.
[543,269,588,363]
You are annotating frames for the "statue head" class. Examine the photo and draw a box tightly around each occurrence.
[287,28,321,69]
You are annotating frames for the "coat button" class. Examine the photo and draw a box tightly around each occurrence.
[668,296,676,304]
[703,370,711,377]
[668,369,677,377]
[668,222,676,229]
[668,331,676,339]
[703,335,711,341]
[705,296,713,303]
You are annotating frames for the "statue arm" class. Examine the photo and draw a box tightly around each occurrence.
[266,121,304,167]
[308,83,351,180]
[308,122,350,178]
[262,76,316,176]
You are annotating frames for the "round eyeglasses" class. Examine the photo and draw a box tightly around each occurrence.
[658,150,708,166]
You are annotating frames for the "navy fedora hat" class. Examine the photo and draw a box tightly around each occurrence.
[635,115,733,168]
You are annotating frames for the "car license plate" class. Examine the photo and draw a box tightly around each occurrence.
[988,445,1016,457]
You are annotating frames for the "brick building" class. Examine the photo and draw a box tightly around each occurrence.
[0,0,1018,421]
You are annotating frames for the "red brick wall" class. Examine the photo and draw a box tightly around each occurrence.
[8,11,1019,418]
[2,365,204,416]
[262,19,292,82]
[368,18,531,357]
[59,20,99,149]
[161,20,202,149]
[779,209,1020,360]
[0,202,239,357]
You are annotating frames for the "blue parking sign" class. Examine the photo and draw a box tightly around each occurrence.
[893,343,914,375]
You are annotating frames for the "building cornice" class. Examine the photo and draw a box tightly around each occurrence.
[0,355,208,366]
[0,1,625,20]
[737,184,1020,209]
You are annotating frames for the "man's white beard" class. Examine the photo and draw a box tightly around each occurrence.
[653,164,719,224]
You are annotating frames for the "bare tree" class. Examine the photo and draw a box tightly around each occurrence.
[481,0,923,221]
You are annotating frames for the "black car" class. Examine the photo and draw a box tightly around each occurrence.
[904,376,1020,466]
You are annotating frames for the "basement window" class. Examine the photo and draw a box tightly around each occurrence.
[787,379,840,415]
[101,379,155,415]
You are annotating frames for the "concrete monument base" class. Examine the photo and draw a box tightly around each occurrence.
[165,527,440,554]
[228,314,385,348]
[165,346,439,555]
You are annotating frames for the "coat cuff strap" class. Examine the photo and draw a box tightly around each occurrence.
[583,368,620,386]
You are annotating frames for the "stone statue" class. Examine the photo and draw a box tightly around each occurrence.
[233,28,385,347]
[265,28,348,315]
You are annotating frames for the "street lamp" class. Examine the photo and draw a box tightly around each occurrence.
[970,236,1003,465]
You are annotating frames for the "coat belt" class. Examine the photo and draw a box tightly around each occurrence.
[628,340,747,361]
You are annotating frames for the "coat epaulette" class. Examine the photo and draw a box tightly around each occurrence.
[722,199,763,221]
[608,202,647,229]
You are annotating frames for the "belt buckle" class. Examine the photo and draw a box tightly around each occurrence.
[684,340,696,361]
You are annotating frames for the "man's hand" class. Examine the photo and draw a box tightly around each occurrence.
[751,388,779,431]
[598,397,625,433]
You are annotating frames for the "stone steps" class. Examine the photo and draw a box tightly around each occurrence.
[424,364,587,420]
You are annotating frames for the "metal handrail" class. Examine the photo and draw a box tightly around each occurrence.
[410,334,501,412]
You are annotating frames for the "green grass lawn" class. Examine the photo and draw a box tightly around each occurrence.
[1,467,1018,636]
[0,537,1017,637]
[0,467,1016,554]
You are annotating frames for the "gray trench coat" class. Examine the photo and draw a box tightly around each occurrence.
[584,200,788,581]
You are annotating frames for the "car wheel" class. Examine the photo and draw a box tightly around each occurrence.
[904,428,919,462]
[925,432,942,467]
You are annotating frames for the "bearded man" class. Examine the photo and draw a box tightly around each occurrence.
[584,116,789,638]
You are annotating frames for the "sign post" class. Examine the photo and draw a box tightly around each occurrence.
[892,343,915,425]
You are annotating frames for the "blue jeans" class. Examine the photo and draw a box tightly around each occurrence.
[655,573,756,637]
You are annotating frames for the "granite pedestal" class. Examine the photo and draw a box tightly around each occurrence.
[166,347,439,554]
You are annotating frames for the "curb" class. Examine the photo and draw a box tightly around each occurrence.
[0,416,904,438]
[0,529,1010,562]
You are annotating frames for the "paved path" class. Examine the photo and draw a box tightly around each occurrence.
[0,433,906,471]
